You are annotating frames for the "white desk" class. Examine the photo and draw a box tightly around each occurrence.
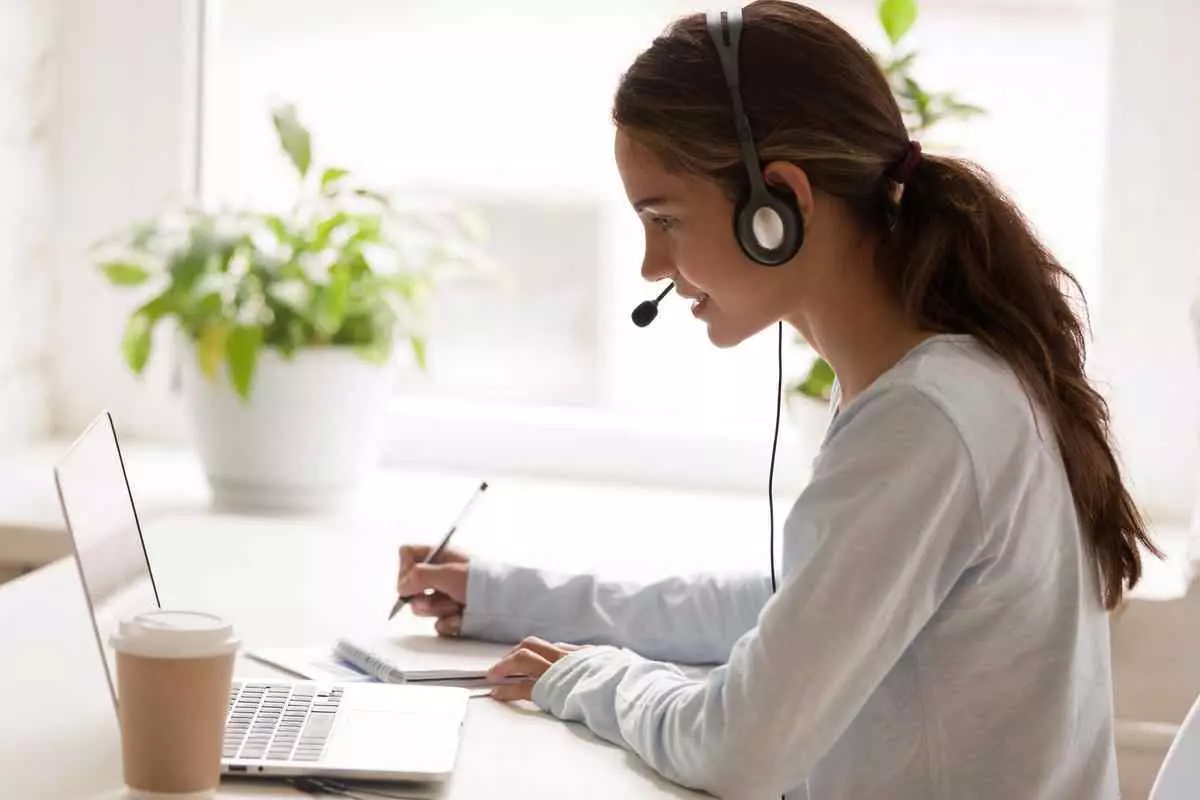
[1,468,773,799]
[1,450,1194,798]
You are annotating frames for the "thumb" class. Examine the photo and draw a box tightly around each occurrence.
[403,562,465,602]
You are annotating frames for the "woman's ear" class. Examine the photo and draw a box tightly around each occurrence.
[763,160,814,224]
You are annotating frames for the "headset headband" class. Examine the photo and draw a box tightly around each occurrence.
[706,9,769,199]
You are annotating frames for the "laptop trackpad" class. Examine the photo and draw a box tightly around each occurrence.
[323,710,459,774]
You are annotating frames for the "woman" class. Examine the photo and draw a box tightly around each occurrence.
[396,2,1156,797]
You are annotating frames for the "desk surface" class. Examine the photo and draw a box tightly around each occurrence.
[2,450,1196,799]
[1,469,765,800]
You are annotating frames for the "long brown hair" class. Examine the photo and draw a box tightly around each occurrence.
[613,0,1158,609]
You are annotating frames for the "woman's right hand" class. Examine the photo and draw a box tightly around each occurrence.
[396,545,470,637]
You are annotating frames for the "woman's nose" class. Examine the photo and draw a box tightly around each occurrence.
[640,246,673,283]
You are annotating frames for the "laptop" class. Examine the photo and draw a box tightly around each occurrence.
[53,410,471,783]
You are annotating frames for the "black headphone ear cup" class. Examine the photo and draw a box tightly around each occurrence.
[734,184,804,266]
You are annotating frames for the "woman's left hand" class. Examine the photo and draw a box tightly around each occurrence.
[487,636,590,702]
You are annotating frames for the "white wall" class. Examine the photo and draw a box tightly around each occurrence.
[50,0,199,443]
[1094,0,1200,524]
[0,0,57,446]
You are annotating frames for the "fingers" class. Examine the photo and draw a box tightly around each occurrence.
[397,562,467,603]
[489,680,534,703]
[509,636,563,661]
[435,615,462,638]
[487,648,549,702]
[398,544,467,570]
[489,648,550,680]
[398,544,433,572]
[409,592,462,619]
[496,637,578,662]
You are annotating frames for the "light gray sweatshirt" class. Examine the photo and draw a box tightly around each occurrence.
[461,334,1120,800]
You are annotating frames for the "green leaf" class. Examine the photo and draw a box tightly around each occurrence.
[881,50,918,77]
[353,188,390,204]
[225,325,263,401]
[351,214,383,243]
[354,338,393,365]
[381,272,425,301]
[313,212,350,251]
[101,262,152,286]
[315,266,351,336]
[119,292,175,375]
[904,76,931,119]
[140,290,176,320]
[282,318,308,355]
[794,357,836,401]
[344,251,372,279]
[170,226,215,291]
[121,313,154,374]
[942,97,987,117]
[197,324,229,379]
[320,167,349,192]
[879,0,917,46]
[271,104,312,178]
[195,291,225,319]
[336,311,378,347]
[263,213,292,244]
[410,336,427,370]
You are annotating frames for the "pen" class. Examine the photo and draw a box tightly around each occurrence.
[389,480,489,620]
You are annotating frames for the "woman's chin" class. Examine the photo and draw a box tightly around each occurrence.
[703,314,778,349]
[704,319,753,349]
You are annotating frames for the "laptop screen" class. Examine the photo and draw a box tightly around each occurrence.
[53,411,161,708]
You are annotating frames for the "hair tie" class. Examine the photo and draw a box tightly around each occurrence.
[892,140,923,184]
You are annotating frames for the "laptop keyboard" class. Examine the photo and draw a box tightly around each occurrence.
[224,682,344,763]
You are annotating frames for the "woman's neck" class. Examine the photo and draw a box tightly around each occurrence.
[786,273,929,409]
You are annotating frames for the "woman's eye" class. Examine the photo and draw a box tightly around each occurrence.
[650,216,676,231]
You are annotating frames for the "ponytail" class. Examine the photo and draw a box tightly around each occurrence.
[882,155,1160,610]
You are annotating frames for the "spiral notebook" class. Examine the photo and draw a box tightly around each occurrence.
[248,634,512,686]
[332,638,502,683]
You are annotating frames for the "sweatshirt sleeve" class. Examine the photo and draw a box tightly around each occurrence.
[529,387,985,798]
[460,562,771,665]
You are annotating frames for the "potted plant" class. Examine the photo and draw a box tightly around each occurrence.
[96,104,487,512]
[787,0,984,407]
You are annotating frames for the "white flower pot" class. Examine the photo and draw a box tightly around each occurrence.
[182,347,393,513]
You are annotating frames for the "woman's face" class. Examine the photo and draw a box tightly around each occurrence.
[615,128,800,348]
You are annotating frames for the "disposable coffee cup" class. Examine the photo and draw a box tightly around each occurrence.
[110,610,240,799]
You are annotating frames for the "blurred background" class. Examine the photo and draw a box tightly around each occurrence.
[1,1,1198,796]
[2,0,1193,503]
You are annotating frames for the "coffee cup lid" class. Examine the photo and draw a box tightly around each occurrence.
[110,610,240,659]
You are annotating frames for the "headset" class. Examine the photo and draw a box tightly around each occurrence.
[632,6,806,329]
[706,8,804,266]
[707,8,788,602]
[633,9,793,602]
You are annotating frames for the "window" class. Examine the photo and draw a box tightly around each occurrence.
[202,0,1113,489]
